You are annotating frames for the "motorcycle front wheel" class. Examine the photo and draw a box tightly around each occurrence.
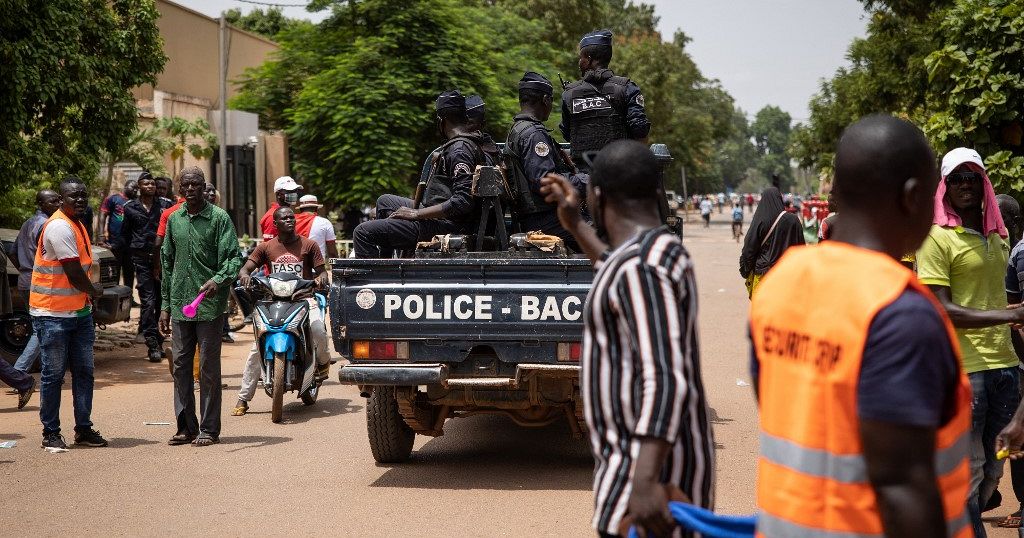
[271,352,286,423]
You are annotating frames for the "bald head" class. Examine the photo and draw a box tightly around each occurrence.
[833,115,937,212]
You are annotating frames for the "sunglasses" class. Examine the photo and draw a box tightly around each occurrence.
[946,171,982,187]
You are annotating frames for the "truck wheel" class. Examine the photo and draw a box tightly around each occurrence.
[366,386,414,463]
[271,352,286,423]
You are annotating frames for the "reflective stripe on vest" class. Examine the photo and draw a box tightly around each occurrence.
[760,430,970,483]
[751,242,972,538]
[28,209,93,312]
[758,510,971,538]
[31,263,92,275]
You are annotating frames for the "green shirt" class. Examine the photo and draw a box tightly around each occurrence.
[160,202,241,322]
[917,224,1017,373]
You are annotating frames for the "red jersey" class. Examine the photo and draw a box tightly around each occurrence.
[260,202,280,240]
[156,198,185,238]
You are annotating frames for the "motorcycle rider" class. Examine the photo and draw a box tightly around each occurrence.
[232,206,330,416]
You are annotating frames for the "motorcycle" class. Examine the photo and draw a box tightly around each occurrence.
[243,272,327,423]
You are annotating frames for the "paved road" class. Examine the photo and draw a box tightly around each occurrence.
[0,210,1018,536]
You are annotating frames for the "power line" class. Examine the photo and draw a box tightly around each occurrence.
[232,0,309,7]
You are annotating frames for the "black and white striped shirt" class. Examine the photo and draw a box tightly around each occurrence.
[582,226,716,535]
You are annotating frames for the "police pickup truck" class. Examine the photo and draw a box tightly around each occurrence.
[330,144,676,463]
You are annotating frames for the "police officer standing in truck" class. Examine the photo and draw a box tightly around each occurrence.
[560,29,650,172]
[505,72,589,250]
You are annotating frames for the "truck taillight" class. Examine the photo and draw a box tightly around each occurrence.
[352,340,409,360]
[557,342,581,362]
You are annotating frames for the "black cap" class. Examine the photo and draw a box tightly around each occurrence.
[518,72,553,96]
[580,29,613,48]
[465,95,485,118]
[435,90,465,114]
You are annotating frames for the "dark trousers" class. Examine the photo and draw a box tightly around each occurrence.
[37,315,95,435]
[111,246,134,291]
[132,252,161,351]
[0,354,33,392]
[171,316,223,439]
[353,194,461,258]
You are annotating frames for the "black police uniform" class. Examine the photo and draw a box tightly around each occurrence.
[121,196,173,353]
[353,91,497,258]
[559,30,650,171]
[505,112,586,249]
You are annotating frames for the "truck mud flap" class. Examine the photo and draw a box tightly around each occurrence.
[339,363,448,386]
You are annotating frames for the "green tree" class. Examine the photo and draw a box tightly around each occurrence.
[0,0,166,225]
[924,0,1024,197]
[154,117,218,178]
[224,7,308,40]
[710,108,759,192]
[99,124,168,197]
[751,105,794,188]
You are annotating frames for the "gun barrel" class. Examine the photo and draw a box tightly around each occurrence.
[412,181,426,209]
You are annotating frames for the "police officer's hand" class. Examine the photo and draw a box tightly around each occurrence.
[540,173,581,229]
[389,207,419,221]
[158,310,171,338]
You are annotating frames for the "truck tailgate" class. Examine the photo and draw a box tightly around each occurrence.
[329,257,593,363]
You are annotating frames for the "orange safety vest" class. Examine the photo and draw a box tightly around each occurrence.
[750,242,971,538]
[29,209,93,312]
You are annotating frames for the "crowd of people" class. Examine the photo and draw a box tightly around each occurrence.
[0,166,343,449]
[6,25,1024,538]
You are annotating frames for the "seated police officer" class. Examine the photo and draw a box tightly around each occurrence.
[353,90,497,258]
[560,29,650,172]
[505,72,589,251]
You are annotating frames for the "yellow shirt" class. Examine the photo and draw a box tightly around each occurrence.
[917,225,1017,374]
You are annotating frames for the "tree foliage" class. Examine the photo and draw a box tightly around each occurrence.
[234,0,747,206]
[794,0,1024,200]
[0,0,166,226]
[224,7,310,40]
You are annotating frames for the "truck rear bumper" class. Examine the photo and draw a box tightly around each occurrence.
[338,362,579,388]
[339,363,449,386]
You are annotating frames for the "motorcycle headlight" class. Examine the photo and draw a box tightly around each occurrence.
[269,279,298,298]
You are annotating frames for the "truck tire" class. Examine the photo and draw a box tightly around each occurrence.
[271,352,286,423]
[366,386,414,463]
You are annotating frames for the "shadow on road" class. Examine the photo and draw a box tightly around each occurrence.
[371,414,592,491]
[221,435,292,453]
[109,437,161,449]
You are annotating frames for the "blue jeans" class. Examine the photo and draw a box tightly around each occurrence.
[14,326,40,372]
[36,315,96,436]
[968,367,1021,538]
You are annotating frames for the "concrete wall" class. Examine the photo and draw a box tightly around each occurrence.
[143,0,279,108]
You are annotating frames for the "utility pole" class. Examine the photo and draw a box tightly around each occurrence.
[218,14,228,207]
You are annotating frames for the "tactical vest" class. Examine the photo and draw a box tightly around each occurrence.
[503,119,571,216]
[422,134,496,221]
[564,74,629,164]
[751,242,971,538]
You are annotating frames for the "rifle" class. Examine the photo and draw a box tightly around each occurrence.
[557,73,569,91]
[412,181,426,210]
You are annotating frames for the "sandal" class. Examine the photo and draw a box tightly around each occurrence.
[231,401,248,416]
[998,507,1023,528]
[192,435,218,447]
[167,433,196,446]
